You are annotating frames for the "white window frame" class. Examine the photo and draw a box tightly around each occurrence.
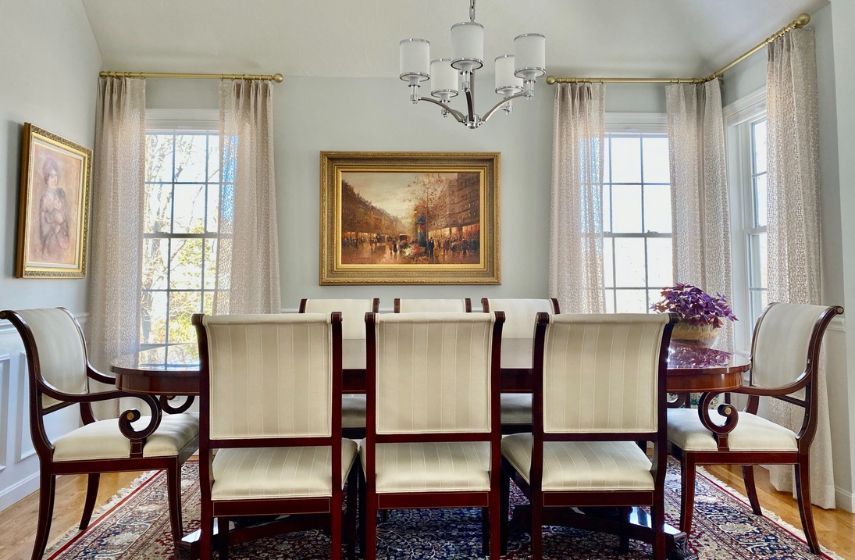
[603,113,672,313]
[725,89,767,353]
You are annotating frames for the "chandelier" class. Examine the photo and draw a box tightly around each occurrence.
[398,0,546,129]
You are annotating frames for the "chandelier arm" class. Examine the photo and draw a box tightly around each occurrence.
[481,91,528,123]
[465,80,476,123]
[416,96,468,123]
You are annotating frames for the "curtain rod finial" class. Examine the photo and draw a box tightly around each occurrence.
[273,73,285,83]
[795,14,811,28]
[546,75,556,85]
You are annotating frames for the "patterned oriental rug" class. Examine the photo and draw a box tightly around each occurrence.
[45,459,842,560]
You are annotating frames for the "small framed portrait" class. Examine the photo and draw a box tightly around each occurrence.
[320,151,500,285]
[16,124,92,278]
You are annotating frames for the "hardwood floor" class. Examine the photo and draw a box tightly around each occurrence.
[0,466,851,559]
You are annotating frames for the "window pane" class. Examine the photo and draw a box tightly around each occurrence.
[753,173,768,228]
[203,291,216,315]
[204,239,218,290]
[140,291,167,344]
[174,134,208,182]
[614,237,646,287]
[206,184,220,233]
[144,184,172,234]
[207,134,220,182]
[602,139,610,184]
[603,238,614,287]
[643,185,671,234]
[642,136,670,183]
[611,185,643,233]
[172,184,206,234]
[142,239,169,290]
[646,238,673,287]
[749,233,768,290]
[169,239,204,289]
[752,120,767,175]
[145,134,174,182]
[168,291,201,343]
[604,288,615,313]
[615,289,647,313]
[610,137,641,183]
[648,289,663,311]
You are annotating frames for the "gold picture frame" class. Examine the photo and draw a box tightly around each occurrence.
[320,151,500,285]
[16,123,92,278]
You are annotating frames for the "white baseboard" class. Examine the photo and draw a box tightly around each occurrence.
[836,487,855,513]
[0,470,39,511]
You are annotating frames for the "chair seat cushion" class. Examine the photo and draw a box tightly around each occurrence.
[361,441,491,494]
[342,394,366,429]
[53,413,199,462]
[667,408,798,452]
[501,393,532,425]
[502,434,654,492]
[212,440,359,501]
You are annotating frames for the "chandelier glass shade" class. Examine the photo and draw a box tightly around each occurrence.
[399,0,545,129]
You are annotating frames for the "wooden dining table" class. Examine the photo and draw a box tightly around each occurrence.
[111,338,749,560]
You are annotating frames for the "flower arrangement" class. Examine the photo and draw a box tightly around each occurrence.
[652,283,737,328]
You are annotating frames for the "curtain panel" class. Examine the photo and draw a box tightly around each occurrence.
[86,77,146,418]
[665,79,733,350]
[549,83,606,314]
[765,27,834,509]
[214,79,281,314]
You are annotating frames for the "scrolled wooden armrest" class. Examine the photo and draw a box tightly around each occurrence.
[86,365,117,385]
[731,372,808,398]
[39,379,127,404]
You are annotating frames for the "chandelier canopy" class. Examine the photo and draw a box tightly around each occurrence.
[399,0,545,129]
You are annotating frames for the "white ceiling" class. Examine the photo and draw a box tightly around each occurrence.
[81,0,828,79]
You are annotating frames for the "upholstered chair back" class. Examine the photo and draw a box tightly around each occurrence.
[16,308,89,410]
[396,298,469,313]
[373,312,496,434]
[202,313,333,439]
[302,298,376,340]
[542,314,670,434]
[752,303,832,389]
[483,298,556,339]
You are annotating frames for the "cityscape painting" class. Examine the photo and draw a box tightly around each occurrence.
[320,152,500,284]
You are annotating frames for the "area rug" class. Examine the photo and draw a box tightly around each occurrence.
[45,459,842,559]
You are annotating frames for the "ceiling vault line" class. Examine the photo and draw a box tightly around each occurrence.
[546,12,810,86]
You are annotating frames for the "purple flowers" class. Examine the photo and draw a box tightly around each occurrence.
[652,283,737,328]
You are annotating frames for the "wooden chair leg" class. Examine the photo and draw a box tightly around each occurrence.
[346,469,357,560]
[679,456,696,535]
[216,517,230,559]
[364,491,377,560]
[499,468,510,556]
[78,473,100,530]
[31,470,56,560]
[530,494,543,560]
[331,493,343,560]
[199,505,214,560]
[489,488,501,560]
[617,506,631,553]
[742,465,762,515]
[651,501,666,560]
[480,507,489,557]
[166,463,185,551]
[795,458,821,554]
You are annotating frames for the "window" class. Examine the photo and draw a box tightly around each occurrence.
[602,131,673,312]
[141,129,222,347]
[746,119,768,325]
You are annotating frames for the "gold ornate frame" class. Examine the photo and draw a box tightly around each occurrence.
[320,151,500,285]
[16,123,92,278]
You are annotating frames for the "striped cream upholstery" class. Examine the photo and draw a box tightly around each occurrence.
[202,314,332,440]
[397,299,468,313]
[667,408,798,452]
[361,441,491,493]
[543,314,669,434]
[302,299,374,340]
[52,414,199,462]
[502,434,654,491]
[17,309,89,409]
[752,303,829,388]
[483,299,554,339]
[373,313,495,434]
[212,441,359,500]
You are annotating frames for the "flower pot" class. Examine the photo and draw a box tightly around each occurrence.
[670,322,721,348]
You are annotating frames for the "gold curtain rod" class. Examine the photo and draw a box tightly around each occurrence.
[99,71,285,83]
[547,12,810,86]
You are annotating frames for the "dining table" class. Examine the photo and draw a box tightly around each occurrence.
[111,337,750,560]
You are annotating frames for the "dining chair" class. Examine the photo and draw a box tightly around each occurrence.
[299,298,380,437]
[667,302,843,554]
[481,298,560,434]
[501,312,676,559]
[393,298,472,313]
[361,311,505,560]
[192,312,358,559]
[0,308,199,560]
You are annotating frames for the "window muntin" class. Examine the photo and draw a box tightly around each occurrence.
[602,133,673,313]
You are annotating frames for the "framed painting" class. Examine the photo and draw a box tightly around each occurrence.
[16,124,92,278]
[320,152,500,285]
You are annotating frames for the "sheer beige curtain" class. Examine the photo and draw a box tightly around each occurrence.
[765,27,835,508]
[213,79,281,314]
[87,77,146,418]
[665,79,733,349]
[549,83,606,314]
